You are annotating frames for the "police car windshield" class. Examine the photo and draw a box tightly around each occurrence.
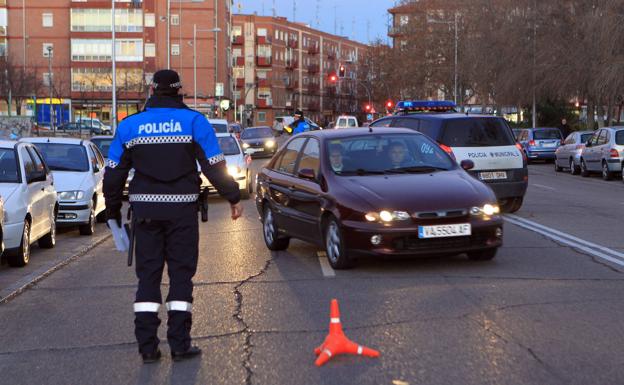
[534,129,562,140]
[0,149,19,183]
[91,138,112,158]
[34,143,89,172]
[217,137,241,156]
[328,134,454,175]
[441,118,515,147]
[241,127,273,139]
[212,123,228,133]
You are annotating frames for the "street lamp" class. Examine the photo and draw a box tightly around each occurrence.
[46,45,54,133]
[191,24,221,109]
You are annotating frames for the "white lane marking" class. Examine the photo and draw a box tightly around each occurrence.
[504,215,624,268]
[531,183,556,191]
[317,251,336,277]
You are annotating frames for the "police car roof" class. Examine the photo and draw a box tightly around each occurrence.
[304,127,420,140]
[0,139,18,149]
[209,119,228,124]
[21,137,87,145]
[395,112,502,120]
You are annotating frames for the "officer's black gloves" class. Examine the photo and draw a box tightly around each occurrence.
[106,209,122,227]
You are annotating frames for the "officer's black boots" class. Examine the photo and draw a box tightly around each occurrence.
[171,346,202,362]
[142,349,162,364]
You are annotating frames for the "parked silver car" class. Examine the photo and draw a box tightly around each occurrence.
[579,127,624,180]
[554,131,594,174]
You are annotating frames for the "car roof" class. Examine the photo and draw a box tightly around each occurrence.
[209,119,228,124]
[21,137,87,145]
[301,127,420,140]
[246,126,272,130]
[388,112,504,121]
[91,135,113,140]
[0,140,18,149]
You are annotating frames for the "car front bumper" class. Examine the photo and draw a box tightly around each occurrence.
[341,219,503,257]
[4,221,25,250]
[57,202,92,225]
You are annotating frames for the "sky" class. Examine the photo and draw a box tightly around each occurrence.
[235,0,399,44]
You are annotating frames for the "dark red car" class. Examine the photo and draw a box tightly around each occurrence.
[255,128,503,269]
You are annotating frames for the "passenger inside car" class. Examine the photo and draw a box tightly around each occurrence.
[386,141,413,169]
[329,143,347,172]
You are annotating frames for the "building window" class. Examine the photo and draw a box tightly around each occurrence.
[71,67,145,92]
[42,43,53,57]
[171,14,179,26]
[71,39,143,62]
[233,25,242,36]
[399,15,409,26]
[171,44,180,56]
[257,112,266,122]
[70,9,143,32]
[42,13,53,28]
[144,43,155,57]
[144,13,155,27]
[274,30,279,40]
[257,45,271,58]
[257,28,267,37]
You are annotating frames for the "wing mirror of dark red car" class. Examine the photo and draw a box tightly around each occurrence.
[460,160,475,171]
[298,168,316,180]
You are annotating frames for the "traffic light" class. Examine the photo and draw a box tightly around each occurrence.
[386,100,394,109]
[328,72,338,83]
[338,64,346,78]
[364,104,371,112]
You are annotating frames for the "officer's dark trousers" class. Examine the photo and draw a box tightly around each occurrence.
[132,214,199,354]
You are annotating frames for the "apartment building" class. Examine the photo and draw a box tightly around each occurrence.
[4,0,232,124]
[231,14,368,127]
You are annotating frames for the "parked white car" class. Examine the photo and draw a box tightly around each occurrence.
[22,137,106,235]
[0,140,57,267]
[201,133,252,199]
[75,117,112,135]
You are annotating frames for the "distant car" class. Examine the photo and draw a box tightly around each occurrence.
[209,119,229,134]
[255,128,503,269]
[334,116,359,129]
[0,140,57,267]
[23,137,106,235]
[579,127,624,180]
[554,131,594,174]
[56,122,92,135]
[517,128,563,162]
[75,117,112,135]
[202,133,252,200]
[240,126,277,157]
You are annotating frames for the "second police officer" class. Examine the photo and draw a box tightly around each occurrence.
[103,69,243,364]
[290,109,311,135]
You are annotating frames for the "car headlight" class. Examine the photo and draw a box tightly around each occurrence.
[227,166,241,176]
[470,204,500,216]
[242,143,250,149]
[58,191,86,201]
[365,210,411,222]
[265,140,275,148]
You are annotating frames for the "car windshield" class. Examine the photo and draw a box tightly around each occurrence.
[616,130,624,145]
[241,127,273,139]
[580,133,593,144]
[534,129,562,140]
[212,123,228,133]
[218,136,241,155]
[0,148,19,183]
[328,134,455,175]
[34,143,89,172]
[91,138,113,158]
[441,118,516,147]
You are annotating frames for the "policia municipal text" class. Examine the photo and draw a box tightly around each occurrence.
[103,70,243,363]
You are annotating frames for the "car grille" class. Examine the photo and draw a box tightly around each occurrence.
[393,229,495,252]
[415,210,467,219]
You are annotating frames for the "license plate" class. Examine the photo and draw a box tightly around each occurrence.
[479,171,507,180]
[418,224,471,239]
[542,142,557,147]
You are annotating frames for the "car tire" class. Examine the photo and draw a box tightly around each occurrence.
[501,197,523,213]
[79,207,96,236]
[7,219,31,267]
[580,159,590,177]
[621,164,624,183]
[38,209,57,249]
[602,161,613,181]
[554,159,563,172]
[570,159,580,175]
[262,205,289,251]
[324,216,353,270]
[467,248,497,261]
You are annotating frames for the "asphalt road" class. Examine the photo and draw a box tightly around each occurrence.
[2,159,624,385]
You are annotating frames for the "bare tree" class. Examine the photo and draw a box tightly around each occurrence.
[0,58,40,116]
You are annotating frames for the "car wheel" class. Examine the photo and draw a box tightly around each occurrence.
[262,205,289,251]
[501,197,523,213]
[580,159,590,177]
[324,216,353,269]
[570,159,580,175]
[79,207,96,236]
[554,159,563,172]
[7,219,31,267]
[602,161,613,181]
[38,209,57,249]
[467,248,497,261]
[621,164,624,183]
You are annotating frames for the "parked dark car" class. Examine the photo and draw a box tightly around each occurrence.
[255,128,504,269]
[516,128,563,162]
[240,126,277,157]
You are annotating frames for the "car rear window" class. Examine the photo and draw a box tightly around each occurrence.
[33,143,89,172]
[0,149,19,183]
[616,130,624,145]
[580,133,593,144]
[534,129,562,140]
[91,138,112,157]
[441,118,515,147]
[218,136,240,155]
[211,123,228,133]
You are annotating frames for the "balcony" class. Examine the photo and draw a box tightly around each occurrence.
[256,35,271,44]
[234,56,244,66]
[257,78,271,87]
[308,45,319,55]
[388,25,406,37]
[287,40,298,49]
[307,64,319,73]
[235,78,244,88]
[285,60,298,70]
[232,35,243,45]
[256,98,272,108]
[256,57,272,67]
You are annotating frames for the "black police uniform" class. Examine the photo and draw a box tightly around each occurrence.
[103,70,240,360]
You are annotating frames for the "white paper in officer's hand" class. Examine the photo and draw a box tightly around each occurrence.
[108,219,130,252]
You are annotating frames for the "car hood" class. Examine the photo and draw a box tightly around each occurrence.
[338,170,495,212]
[241,137,273,144]
[52,171,90,192]
[0,183,22,204]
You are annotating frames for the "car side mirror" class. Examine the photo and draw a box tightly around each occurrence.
[460,160,475,171]
[298,168,316,180]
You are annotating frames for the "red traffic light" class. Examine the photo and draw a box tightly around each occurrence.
[329,74,338,83]
[364,104,371,111]
[386,100,394,109]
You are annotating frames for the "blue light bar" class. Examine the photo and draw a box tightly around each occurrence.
[396,100,456,111]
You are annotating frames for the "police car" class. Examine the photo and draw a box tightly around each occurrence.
[370,101,528,212]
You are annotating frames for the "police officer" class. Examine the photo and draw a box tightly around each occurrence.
[290,110,311,135]
[103,69,243,364]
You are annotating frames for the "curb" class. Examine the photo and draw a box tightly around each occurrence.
[0,234,112,304]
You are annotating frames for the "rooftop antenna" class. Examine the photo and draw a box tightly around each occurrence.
[272,0,276,17]
[262,1,265,16]
[293,0,296,22]
[315,0,321,28]
[334,5,338,34]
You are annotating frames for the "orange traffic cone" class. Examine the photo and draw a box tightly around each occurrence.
[314,299,380,366]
